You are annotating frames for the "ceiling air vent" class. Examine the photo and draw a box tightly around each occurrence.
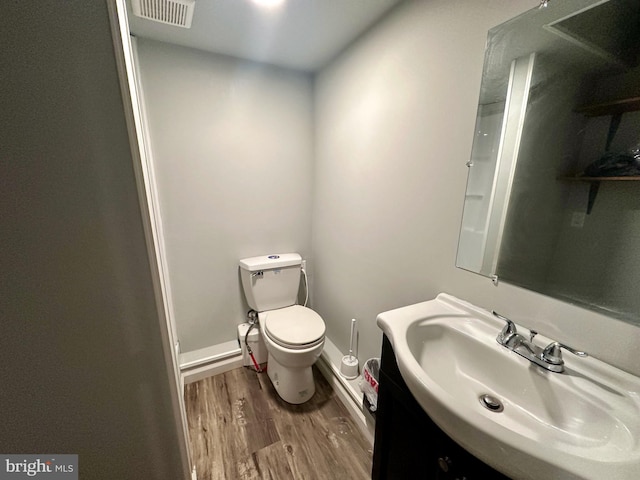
[131,0,195,29]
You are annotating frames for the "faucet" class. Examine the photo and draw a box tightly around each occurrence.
[494,311,517,345]
[492,311,587,373]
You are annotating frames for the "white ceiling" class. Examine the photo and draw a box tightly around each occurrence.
[126,0,402,72]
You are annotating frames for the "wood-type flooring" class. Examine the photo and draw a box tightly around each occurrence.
[185,365,373,480]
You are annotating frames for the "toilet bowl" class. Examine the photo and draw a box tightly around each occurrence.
[259,305,325,403]
[239,253,326,404]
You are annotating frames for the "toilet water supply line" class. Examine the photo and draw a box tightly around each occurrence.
[245,310,262,372]
[301,264,309,307]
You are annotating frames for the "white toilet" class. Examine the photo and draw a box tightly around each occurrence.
[239,253,326,404]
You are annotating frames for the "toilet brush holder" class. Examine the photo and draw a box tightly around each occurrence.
[340,355,359,380]
[340,318,359,379]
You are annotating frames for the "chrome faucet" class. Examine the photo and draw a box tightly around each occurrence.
[492,311,588,373]
[494,311,517,344]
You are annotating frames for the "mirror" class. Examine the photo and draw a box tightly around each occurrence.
[457,0,640,326]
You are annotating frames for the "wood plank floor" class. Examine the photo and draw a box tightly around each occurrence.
[185,366,373,480]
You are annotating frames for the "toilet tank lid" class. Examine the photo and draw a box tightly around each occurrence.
[239,253,302,271]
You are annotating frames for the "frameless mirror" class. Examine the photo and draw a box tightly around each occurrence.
[457,0,640,326]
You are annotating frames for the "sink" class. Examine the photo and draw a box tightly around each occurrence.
[376,293,640,480]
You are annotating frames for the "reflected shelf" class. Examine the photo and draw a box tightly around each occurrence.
[558,175,640,182]
[574,97,640,117]
[566,95,640,213]
[557,175,640,214]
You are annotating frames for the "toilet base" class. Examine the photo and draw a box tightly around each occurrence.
[266,353,316,404]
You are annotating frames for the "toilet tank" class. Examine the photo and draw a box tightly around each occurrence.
[239,253,302,312]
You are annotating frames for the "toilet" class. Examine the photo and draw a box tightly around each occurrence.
[239,253,326,404]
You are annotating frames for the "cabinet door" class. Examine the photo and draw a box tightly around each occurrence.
[373,336,511,480]
[372,368,440,479]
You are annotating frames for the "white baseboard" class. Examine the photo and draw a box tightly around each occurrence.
[317,338,375,445]
[180,340,243,384]
[181,354,243,384]
[179,340,241,370]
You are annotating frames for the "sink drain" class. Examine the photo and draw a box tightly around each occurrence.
[479,394,504,412]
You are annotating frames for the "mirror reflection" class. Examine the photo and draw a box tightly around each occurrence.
[457,0,640,325]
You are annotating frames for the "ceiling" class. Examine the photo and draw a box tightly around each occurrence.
[126,0,403,72]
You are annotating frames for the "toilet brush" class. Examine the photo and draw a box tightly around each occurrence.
[340,318,359,380]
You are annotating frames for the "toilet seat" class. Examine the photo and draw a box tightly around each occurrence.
[261,305,325,350]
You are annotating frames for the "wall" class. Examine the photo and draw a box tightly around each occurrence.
[313,0,640,376]
[135,40,314,353]
[0,2,187,478]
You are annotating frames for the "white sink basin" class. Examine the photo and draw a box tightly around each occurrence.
[377,293,640,480]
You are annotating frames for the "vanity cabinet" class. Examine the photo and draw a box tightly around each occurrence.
[372,335,510,480]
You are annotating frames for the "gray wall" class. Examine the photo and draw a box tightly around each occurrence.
[313,0,640,376]
[131,0,640,377]
[135,40,314,352]
[0,2,187,478]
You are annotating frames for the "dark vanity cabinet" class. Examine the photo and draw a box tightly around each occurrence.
[372,335,510,480]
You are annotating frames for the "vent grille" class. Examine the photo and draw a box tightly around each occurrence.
[132,0,195,29]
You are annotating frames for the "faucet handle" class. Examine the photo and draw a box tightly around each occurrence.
[541,341,588,366]
[492,311,517,342]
